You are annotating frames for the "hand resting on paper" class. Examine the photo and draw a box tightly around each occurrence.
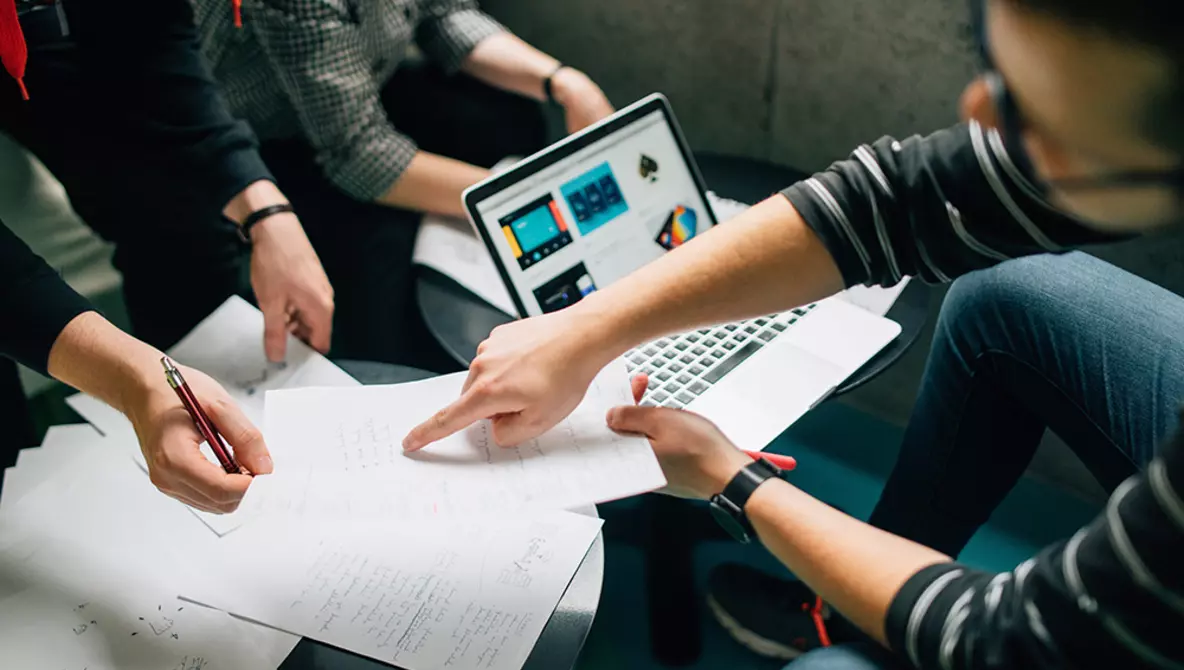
[127,363,273,513]
[607,374,750,500]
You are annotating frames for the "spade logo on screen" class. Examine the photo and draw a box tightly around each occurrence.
[639,154,659,182]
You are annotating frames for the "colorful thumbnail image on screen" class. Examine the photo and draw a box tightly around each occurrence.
[655,205,698,251]
[560,162,629,237]
[499,194,574,270]
[532,262,598,314]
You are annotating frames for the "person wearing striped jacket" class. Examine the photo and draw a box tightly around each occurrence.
[405,0,1183,667]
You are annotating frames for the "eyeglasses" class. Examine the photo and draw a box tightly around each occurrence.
[973,1,1183,194]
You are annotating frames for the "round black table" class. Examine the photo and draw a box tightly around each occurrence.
[277,361,604,670]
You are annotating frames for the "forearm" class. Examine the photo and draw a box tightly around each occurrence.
[46,312,163,417]
[460,32,558,101]
[378,152,490,218]
[577,196,845,361]
[747,478,951,645]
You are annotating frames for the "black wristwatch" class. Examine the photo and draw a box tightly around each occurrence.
[709,457,782,543]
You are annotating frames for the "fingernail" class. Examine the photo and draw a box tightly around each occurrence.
[260,455,273,470]
[402,437,417,452]
[606,408,619,425]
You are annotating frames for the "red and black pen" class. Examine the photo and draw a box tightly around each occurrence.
[161,356,244,475]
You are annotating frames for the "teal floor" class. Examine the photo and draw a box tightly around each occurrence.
[576,401,1102,670]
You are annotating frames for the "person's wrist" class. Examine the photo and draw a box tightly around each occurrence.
[549,66,591,108]
[567,292,635,368]
[223,180,290,226]
[247,210,301,245]
[702,449,753,498]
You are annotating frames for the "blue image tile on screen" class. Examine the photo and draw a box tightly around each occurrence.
[512,205,562,253]
[561,162,629,236]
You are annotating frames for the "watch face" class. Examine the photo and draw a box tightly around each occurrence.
[709,499,752,544]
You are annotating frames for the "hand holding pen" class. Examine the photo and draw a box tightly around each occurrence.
[126,357,273,514]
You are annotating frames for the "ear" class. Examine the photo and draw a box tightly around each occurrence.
[960,76,999,130]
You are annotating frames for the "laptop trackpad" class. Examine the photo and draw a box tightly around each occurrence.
[689,344,843,451]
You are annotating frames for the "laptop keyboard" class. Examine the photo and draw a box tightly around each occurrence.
[624,303,819,408]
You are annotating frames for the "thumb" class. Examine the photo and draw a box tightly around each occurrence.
[261,302,289,363]
[606,404,665,438]
[205,396,273,475]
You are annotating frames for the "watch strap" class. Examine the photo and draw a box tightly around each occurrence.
[722,457,782,511]
[238,203,295,244]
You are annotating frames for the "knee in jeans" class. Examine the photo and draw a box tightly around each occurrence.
[937,251,1106,339]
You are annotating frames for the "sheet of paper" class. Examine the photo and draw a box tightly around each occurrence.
[837,277,912,317]
[182,511,602,670]
[706,191,752,223]
[66,296,361,535]
[0,425,107,512]
[414,214,518,316]
[0,451,299,669]
[243,361,664,521]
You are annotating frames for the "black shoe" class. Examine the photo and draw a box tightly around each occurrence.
[706,563,831,660]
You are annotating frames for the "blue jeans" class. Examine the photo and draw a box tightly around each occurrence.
[791,252,1184,669]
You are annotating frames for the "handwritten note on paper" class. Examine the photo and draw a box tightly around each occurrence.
[182,512,603,670]
[0,451,300,670]
[243,361,665,521]
[0,587,268,670]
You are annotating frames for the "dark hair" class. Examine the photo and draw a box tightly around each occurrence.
[1006,0,1184,154]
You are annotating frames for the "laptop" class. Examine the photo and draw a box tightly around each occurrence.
[463,94,901,450]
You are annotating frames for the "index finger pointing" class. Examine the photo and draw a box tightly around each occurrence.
[402,387,501,452]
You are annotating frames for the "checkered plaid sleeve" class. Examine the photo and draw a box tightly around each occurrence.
[245,0,418,202]
[416,3,507,73]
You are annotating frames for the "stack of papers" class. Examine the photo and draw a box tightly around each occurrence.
[5,296,663,670]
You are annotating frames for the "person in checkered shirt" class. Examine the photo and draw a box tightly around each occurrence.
[193,0,614,366]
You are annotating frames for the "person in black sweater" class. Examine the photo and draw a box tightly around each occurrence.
[0,0,333,359]
[404,0,1184,667]
[0,0,330,509]
[0,222,273,514]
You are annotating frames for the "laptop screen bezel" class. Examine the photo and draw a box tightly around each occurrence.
[463,93,718,319]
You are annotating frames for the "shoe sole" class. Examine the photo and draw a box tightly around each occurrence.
[706,593,803,661]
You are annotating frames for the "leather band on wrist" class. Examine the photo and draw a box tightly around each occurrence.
[709,457,782,543]
[543,63,565,106]
[237,203,295,244]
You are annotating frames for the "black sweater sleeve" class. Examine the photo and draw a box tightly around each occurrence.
[885,415,1184,669]
[0,222,93,375]
[61,0,273,219]
[781,122,1125,288]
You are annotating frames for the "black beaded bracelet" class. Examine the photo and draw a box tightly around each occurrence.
[237,203,295,244]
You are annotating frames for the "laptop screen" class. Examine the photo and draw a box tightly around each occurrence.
[471,106,713,316]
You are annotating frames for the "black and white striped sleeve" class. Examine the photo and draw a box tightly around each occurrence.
[885,426,1184,669]
[780,122,1124,288]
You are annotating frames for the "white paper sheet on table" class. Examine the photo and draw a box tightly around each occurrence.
[181,511,603,670]
[65,296,360,535]
[414,214,518,316]
[0,451,299,670]
[1,425,105,511]
[242,361,664,521]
